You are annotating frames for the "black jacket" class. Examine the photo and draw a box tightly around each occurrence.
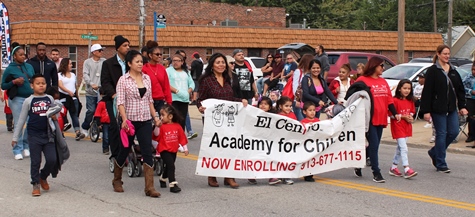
[301,74,338,105]
[191,59,203,80]
[26,56,58,88]
[420,64,466,114]
[101,55,123,101]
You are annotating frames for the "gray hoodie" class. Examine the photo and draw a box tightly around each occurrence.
[83,57,106,96]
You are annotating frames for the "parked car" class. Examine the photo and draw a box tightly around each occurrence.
[409,57,472,67]
[202,57,265,78]
[327,52,396,84]
[456,63,473,79]
[276,43,315,61]
[382,62,470,95]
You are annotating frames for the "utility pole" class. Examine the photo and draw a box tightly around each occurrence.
[447,0,453,48]
[397,0,405,64]
[433,0,437,32]
[139,0,145,47]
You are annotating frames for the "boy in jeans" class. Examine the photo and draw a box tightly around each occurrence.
[12,74,61,196]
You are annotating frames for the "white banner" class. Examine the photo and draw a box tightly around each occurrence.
[195,98,366,178]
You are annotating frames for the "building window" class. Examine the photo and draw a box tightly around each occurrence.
[408,51,414,61]
[68,46,77,73]
[248,49,261,57]
[267,49,276,56]
[162,47,170,59]
[376,50,382,55]
[206,48,213,61]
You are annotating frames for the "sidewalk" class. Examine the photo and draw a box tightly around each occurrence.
[188,105,475,156]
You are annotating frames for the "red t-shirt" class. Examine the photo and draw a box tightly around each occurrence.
[93,101,110,124]
[390,98,415,139]
[155,123,188,153]
[300,118,320,124]
[356,76,394,126]
[278,111,297,120]
[142,63,173,104]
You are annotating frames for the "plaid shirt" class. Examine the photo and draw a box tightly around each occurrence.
[116,73,154,122]
[197,74,242,108]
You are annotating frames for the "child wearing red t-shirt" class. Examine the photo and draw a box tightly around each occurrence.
[94,97,110,155]
[2,90,13,132]
[46,87,67,133]
[300,101,320,182]
[155,104,188,193]
[389,80,418,179]
[276,96,295,185]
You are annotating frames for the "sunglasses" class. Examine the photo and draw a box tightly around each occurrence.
[380,63,385,67]
[230,62,235,65]
[267,56,273,58]
[287,58,293,60]
[153,53,162,56]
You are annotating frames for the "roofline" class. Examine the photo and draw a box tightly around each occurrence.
[10,20,443,34]
[452,26,475,46]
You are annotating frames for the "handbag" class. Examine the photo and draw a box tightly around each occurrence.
[281,76,294,101]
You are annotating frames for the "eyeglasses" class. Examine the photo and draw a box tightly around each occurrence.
[172,59,183,62]
[153,53,162,56]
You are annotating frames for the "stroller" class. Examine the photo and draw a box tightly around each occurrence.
[126,141,164,177]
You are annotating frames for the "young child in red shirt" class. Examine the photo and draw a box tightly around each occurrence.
[2,90,13,132]
[156,104,189,193]
[300,101,319,182]
[276,96,295,185]
[94,95,110,155]
[389,79,418,179]
[46,87,67,133]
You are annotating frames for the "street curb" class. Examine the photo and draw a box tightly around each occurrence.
[381,139,475,156]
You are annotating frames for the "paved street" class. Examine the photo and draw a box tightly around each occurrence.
[0,101,474,216]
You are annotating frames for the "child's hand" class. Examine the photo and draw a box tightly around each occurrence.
[51,115,57,121]
[11,141,17,147]
[184,150,189,156]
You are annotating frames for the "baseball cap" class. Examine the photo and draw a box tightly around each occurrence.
[91,44,105,53]
[232,49,244,57]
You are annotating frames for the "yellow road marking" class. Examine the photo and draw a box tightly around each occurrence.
[3,119,474,211]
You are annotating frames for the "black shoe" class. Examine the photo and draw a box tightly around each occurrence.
[466,137,475,143]
[437,167,451,173]
[189,100,197,105]
[366,157,371,166]
[63,123,71,131]
[170,183,181,193]
[354,168,362,177]
[372,172,385,183]
[102,148,110,155]
[75,132,85,141]
[304,176,315,182]
[428,150,436,167]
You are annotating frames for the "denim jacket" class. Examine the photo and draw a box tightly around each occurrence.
[462,73,475,99]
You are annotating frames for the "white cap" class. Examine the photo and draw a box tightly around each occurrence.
[90,44,105,53]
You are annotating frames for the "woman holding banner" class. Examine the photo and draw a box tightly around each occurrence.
[197,53,248,189]
[355,57,400,183]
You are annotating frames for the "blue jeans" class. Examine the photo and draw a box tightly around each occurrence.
[185,113,193,133]
[102,124,110,150]
[292,101,304,121]
[366,124,384,173]
[256,77,269,95]
[69,98,81,132]
[81,95,98,130]
[393,137,409,166]
[10,96,29,155]
[429,111,459,169]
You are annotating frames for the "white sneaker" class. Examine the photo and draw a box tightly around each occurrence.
[82,129,89,138]
[430,136,435,143]
[424,123,432,128]
[14,154,23,160]
[23,149,30,158]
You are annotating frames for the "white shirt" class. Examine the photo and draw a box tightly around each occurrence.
[58,72,77,101]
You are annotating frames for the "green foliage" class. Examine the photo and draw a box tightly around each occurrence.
[208,0,475,32]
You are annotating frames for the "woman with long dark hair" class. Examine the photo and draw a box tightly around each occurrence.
[1,42,34,160]
[421,45,467,173]
[256,53,274,95]
[355,56,400,183]
[57,58,85,141]
[113,50,161,197]
[197,53,248,189]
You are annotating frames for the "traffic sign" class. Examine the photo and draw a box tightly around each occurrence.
[81,34,98,40]
[156,14,166,29]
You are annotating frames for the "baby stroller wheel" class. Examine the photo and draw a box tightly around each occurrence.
[127,156,136,177]
[135,161,142,177]
[109,158,114,173]
[89,122,100,142]
[155,157,164,176]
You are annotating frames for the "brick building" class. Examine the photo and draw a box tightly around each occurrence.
[3,0,442,82]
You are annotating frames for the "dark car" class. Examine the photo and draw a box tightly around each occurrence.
[409,57,472,67]
[276,43,315,60]
[327,52,396,83]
